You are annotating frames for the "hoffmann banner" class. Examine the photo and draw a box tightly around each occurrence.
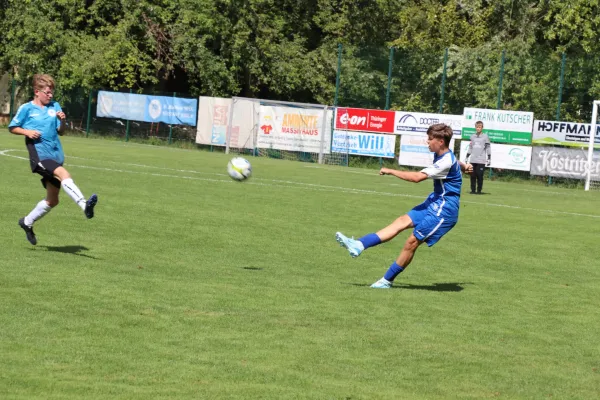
[334,107,395,134]
[462,108,534,145]
[532,120,600,148]
[257,106,331,153]
[395,111,463,137]
[459,141,532,171]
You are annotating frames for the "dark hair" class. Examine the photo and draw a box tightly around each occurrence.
[426,123,453,147]
[475,120,484,127]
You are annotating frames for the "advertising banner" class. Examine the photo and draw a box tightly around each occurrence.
[394,111,463,137]
[530,146,600,180]
[195,97,257,149]
[257,106,331,153]
[334,107,395,134]
[332,131,396,158]
[398,135,456,167]
[532,120,600,148]
[462,108,533,144]
[459,141,532,171]
[97,91,197,126]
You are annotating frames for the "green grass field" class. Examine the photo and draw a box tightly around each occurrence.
[1,133,600,399]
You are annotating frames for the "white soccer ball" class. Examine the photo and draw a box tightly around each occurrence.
[227,157,252,181]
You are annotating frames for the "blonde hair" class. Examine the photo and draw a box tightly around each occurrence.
[426,123,453,147]
[33,74,55,92]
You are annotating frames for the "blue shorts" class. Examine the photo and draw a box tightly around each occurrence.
[407,199,457,247]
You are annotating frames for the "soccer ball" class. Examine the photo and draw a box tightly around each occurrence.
[227,157,252,181]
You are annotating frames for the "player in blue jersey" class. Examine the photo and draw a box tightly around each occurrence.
[9,74,98,245]
[335,123,472,288]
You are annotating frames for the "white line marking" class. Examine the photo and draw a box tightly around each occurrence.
[304,165,578,196]
[2,148,599,219]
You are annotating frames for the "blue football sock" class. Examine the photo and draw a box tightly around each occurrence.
[383,262,405,282]
[358,233,382,249]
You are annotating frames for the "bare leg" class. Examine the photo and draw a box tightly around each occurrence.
[396,233,422,269]
[376,214,414,242]
[46,183,60,208]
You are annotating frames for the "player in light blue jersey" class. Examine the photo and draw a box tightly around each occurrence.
[335,123,473,288]
[9,74,98,245]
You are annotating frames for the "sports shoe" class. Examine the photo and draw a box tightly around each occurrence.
[18,218,37,245]
[84,194,98,219]
[370,278,392,289]
[335,232,364,258]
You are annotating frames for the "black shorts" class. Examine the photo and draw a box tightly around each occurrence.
[31,159,62,189]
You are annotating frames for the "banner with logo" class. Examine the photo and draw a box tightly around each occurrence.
[97,91,197,126]
[462,108,533,144]
[332,131,396,158]
[257,106,331,153]
[530,146,600,180]
[195,97,257,149]
[532,120,600,148]
[395,111,463,138]
[459,141,532,171]
[334,107,395,134]
[398,135,456,167]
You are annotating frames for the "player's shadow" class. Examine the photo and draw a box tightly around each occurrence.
[30,245,99,260]
[348,282,468,292]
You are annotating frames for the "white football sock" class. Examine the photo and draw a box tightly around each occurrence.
[61,178,87,210]
[24,199,52,226]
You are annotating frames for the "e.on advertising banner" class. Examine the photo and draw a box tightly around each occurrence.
[195,96,256,149]
[335,107,395,134]
[459,141,532,171]
[462,108,533,144]
[398,135,456,167]
[256,106,331,153]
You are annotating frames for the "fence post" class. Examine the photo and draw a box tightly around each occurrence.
[125,89,132,142]
[9,78,16,121]
[496,49,505,110]
[381,46,395,167]
[168,92,175,144]
[439,48,448,113]
[490,50,506,180]
[331,44,347,166]
[555,52,566,121]
[86,90,92,138]
[385,47,394,110]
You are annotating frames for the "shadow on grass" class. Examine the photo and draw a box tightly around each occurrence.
[29,245,99,260]
[242,267,263,271]
[348,282,469,292]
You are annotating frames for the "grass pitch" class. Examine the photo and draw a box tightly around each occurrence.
[1,134,599,399]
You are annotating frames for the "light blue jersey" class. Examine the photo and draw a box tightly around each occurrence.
[9,101,64,164]
[408,150,462,247]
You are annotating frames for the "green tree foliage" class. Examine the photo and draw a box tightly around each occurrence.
[0,0,598,120]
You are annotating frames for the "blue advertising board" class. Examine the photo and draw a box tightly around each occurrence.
[97,91,198,126]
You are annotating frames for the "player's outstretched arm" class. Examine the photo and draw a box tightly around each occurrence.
[458,161,473,174]
[379,168,428,183]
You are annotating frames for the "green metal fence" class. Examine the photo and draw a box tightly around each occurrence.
[3,46,597,187]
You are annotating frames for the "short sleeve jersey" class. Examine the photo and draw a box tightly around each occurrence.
[9,101,64,165]
[420,150,462,216]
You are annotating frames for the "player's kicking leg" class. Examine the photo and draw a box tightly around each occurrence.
[335,215,414,258]
[54,167,98,219]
